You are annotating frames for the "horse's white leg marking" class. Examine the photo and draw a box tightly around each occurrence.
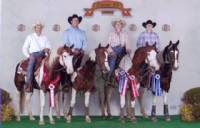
[120,95,126,108]
[48,106,55,124]
[70,88,77,107]
[152,95,157,106]
[15,90,20,121]
[39,90,45,124]
[131,100,136,108]
[85,91,90,107]
[25,92,35,120]
[163,91,168,105]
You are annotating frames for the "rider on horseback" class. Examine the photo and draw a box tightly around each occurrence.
[106,19,131,85]
[22,21,51,92]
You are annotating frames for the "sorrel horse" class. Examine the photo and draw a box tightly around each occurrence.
[115,44,160,123]
[66,44,110,123]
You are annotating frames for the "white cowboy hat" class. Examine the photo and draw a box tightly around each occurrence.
[112,19,126,28]
[32,21,44,29]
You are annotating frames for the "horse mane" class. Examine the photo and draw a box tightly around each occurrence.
[48,56,63,81]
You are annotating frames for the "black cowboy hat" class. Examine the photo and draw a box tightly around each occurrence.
[142,20,156,28]
[68,14,82,24]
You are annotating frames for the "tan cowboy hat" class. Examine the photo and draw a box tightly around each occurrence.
[112,19,126,28]
[32,21,44,29]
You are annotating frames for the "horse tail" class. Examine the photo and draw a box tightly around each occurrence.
[19,90,25,113]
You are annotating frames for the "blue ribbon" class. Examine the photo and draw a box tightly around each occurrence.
[151,73,162,96]
[118,70,126,93]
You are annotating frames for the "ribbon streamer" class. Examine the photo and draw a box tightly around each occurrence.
[151,73,162,96]
[49,84,55,108]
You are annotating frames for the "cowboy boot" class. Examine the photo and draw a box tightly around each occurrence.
[119,108,125,123]
[66,107,73,123]
[151,105,157,122]
[164,104,171,122]
[130,108,137,123]
[85,107,91,123]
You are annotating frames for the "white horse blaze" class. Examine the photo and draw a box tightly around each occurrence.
[60,52,74,74]
[147,50,160,70]
[174,50,179,69]
[104,51,110,71]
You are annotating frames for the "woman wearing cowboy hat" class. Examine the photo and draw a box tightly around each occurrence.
[107,19,131,84]
[22,21,51,92]
[63,14,87,70]
[137,20,160,52]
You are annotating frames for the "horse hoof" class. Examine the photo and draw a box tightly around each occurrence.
[131,117,137,123]
[39,120,45,125]
[56,116,61,119]
[66,116,71,123]
[29,116,35,121]
[16,116,21,122]
[107,114,112,119]
[165,117,171,122]
[151,117,157,122]
[119,118,125,123]
[49,120,55,125]
[143,115,149,119]
[85,116,91,123]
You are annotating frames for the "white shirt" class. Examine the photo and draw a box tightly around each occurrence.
[22,33,51,57]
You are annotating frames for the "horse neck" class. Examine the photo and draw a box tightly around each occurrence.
[49,57,63,80]
[82,59,96,73]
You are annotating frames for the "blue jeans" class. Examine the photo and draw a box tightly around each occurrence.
[26,51,44,85]
[107,45,124,80]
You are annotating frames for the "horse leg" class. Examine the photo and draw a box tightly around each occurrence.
[39,90,45,125]
[106,86,114,118]
[25,92,35,121]
[63,91,69,119]
[126,90,133,119]
[120,95,125,123]
[48,105,55,124]
[85,91,91,123]
[130,100,137,123]
[66,88,76,123]
[138,86,148,118]
[55,92,61,119]
[151,95,157,122]
[15,90,21,122]
[163,91,170,121]
[98,83,106,118]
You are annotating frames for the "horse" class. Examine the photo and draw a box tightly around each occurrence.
[149,40,179,122]
[14,49,50,122]
[115,44,160,123]
[38,45,75,125]
[14,45,74,125]
[65,43,110,123]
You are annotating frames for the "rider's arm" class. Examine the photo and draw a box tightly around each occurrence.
[22,36,30,58]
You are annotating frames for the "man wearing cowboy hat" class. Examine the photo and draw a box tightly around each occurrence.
[137,19,160,52]
[22,21,51,92]
[106,19,131,84]
[136,19,160,118]
[64,14,87,70]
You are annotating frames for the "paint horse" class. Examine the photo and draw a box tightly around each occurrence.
[66,44,110,123]
[38,45,74,125]
[115,44,160,123]
[149,40,179,122]
[14,49,50,122]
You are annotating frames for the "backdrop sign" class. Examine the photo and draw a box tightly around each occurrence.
[84,0,132,16]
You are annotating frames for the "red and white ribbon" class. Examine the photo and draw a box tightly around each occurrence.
[129,75,139,98]
[49,84,55,108]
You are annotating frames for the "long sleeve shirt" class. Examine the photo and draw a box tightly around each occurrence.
[107,31,130,53]
[64,27,87,50]
[137,31,160,51]
[22,33,51,58]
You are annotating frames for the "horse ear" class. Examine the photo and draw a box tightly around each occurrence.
[175,40,180,46]
[98,43,101,48]
[169,41,172,46]
[153,42,156,47]
[57,47,63,55]
[105,44,109,49]
[64,44,67,49]
[70,44,74,49]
